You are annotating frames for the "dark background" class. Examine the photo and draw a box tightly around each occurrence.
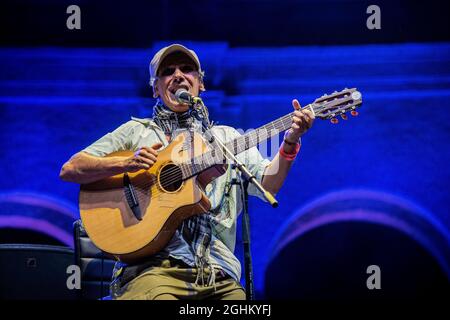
[1,0,449,48]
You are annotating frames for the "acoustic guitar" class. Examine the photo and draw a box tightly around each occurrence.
[79,88,363,263]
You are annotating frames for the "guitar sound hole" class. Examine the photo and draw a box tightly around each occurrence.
[159,163,183,192]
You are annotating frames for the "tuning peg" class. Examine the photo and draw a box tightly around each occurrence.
[341,113,348,120]
[351,110,359,116]
[330,118,339,124]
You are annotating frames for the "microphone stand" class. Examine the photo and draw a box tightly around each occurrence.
[189,98,278,300]
[190,99,278,208]
[239,174,254,299]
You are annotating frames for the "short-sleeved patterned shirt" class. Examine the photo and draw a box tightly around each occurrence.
[82,117,271,284]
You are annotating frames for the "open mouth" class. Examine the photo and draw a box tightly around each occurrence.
[168,85,190,96]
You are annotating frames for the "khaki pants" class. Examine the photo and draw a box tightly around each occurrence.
[115,259,246,300]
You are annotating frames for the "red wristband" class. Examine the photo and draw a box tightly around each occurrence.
[279,142,300,161]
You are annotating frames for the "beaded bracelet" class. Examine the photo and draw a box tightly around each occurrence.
[279,142,301,161]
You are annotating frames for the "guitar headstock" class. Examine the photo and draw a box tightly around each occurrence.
[311,88,362,123]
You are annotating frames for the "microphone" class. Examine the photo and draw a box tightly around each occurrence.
[175,89,202,105]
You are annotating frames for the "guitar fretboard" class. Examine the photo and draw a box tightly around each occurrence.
[178,104,315,179]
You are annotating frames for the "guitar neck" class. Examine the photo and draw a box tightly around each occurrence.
[179,104,317,179]
[224,111,295,156]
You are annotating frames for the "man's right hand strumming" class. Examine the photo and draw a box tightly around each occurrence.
[123,143,163,172]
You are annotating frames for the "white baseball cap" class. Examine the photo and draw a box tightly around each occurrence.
[149,43,203,87]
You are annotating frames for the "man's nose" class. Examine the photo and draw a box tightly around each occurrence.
[173,67,184,78]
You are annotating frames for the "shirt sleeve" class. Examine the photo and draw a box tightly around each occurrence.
[242,146,271,201]
[82,121,138,157]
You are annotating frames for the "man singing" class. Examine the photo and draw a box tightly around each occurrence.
[60,44,314,300]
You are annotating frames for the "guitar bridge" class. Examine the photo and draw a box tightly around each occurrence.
[123,173,142,221]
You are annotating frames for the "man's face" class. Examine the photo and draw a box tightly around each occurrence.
[153,52,204,113]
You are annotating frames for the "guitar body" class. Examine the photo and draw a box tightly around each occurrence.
[79,131,226,263]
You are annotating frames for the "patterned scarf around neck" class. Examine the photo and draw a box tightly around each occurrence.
[152,99,196,136]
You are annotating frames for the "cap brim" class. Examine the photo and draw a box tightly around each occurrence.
[155,44,200,74]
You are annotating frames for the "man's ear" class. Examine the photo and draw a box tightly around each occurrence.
[199,80,206,93]
[152,83,159,98]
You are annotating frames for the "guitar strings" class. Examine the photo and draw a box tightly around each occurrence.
[122,102,270,203]
[123,104,329,204]
[151,98,357,194]
[127,128,243,203]
[138,103,327,193]
[122,103,329,203]
[124,107,294,200]
[131,105,326,195]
